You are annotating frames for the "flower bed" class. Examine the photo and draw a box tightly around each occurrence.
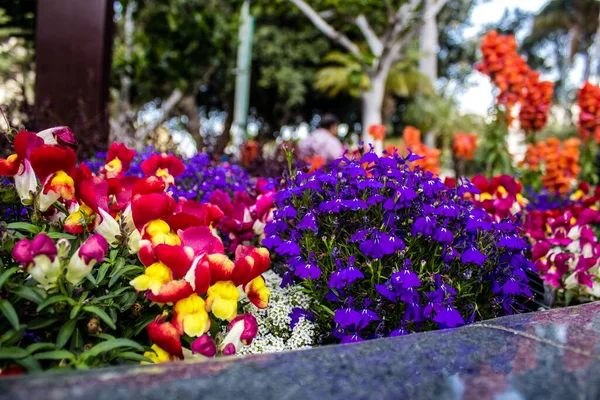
[0,128,275,373]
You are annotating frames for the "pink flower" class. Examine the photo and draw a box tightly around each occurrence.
[219,314,259,355]
[12,234,61,289]
[191,335,216,357]
[66,234,109,285]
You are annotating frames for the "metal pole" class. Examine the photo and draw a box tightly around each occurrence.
[232,1,255,154]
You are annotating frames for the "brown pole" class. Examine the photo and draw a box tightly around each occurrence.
[35,0,114,156]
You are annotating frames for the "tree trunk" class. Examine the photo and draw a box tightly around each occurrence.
[110,0,135,147]
[583,47,592,83]
[361,73,386,154]
[561,28,576,124]
[594,7,600,81]
[213,110,234,158]
[181,95,203,153]
[419,0,438,82]
[420,0,438,148]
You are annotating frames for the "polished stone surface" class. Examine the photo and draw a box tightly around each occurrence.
[3,303,600,400]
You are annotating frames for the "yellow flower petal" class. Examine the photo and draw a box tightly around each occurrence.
[206,281,239,321]
[130,262,172,294]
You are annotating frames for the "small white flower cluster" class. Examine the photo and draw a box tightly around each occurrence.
[238,270,316,355]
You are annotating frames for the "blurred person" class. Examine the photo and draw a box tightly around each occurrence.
[298,113,344,162]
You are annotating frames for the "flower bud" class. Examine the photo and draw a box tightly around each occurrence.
[219,314,259,355]
[191,335,216,357]
[87,318,101,335]
[66,234,109,285]
[56,238,71,258]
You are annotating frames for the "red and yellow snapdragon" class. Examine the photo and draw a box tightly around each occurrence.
[1,129,274,363]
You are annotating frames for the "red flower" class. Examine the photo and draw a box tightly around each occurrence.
[148,318,183,359]
[141,153,185,186]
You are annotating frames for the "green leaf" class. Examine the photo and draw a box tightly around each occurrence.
[70,328,83,351]
[16,356,42,372]
[26,342,56,354]
[95,286,130,301]
[36,295,76,312]
[86,273,97,286]
[0,267,20,289]
[33,350,75,361]
[56,320,77,349]
[114,351,152,363]
[0,327,25,346]
[133,315,155,336]
[27,317,59,330]
[109,265,143,288]
[6,222,40,234]
[0,300,19,330]
[83,306,116,330]
[0,347,28,359]
[12,286,46,304]
[82,339,144,359]
[69,304,82,319]
[96,262,111,284]
[97,333,116,341]
[46,232,77,240]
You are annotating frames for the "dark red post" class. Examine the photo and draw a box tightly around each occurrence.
[35,0,114,155]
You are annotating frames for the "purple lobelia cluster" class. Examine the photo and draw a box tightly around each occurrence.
[172,153,255,201]
[263,150,535,344]
[88,149,256,202]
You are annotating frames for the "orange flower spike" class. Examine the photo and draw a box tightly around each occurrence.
[368,124,387,141]
[306,155,326,173]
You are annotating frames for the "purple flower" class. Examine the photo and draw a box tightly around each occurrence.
[390,324,409,337]
[289,307,316,329]
[334,307,362,328]
[341,199,368,211]
[436,202,460,218]
[501,278,524,295]
[433,304,465,328]
[461,246,487,266]
[297,212,318,232]
[422,179,443,197]
[293,256,321,280]
[412,215,437,237]
[328,265,365,290]
[442,246,459,263]
[359,230,404,259]
[319,198,343,213]
[366,194,384,205]
[498,234,527,250]
[281,271,294,287]
[404,300,424,323]
[375,283,397,302]
[262,235,282,249]
[391,268,421,290]
[349,229,369,243]
[457,178,479,196]
[278,205,297,218]
[397,185,418,201]
[276,239,301,256]
[433,226,454,244]
[424,291,443,319]
[341,333,364,344]
[358,308,379,329]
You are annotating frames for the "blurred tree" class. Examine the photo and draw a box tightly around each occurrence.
[111,0,242,151]
[403,93,483,168]
[0,0,36,126]
[436,0,480,84]
[515,1,599,118]
[314,49,434,126]
[286,0,449,151]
